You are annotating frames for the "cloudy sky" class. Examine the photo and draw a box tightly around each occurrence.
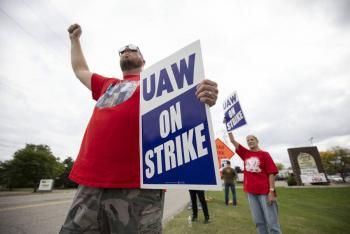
[0,0,349,168]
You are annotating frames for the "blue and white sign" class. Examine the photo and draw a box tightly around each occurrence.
[140,41,221,190]
[223,91,247,132]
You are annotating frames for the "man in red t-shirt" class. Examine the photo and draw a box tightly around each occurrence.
[228,132,282,234]
[60,24,219,234]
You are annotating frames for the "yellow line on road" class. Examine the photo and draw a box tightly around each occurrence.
[0,200,72,212]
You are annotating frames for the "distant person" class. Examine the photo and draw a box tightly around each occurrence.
[189,190,210,223]
[221,161,237,206]
[60,23,219,234]
[228,132,282,234]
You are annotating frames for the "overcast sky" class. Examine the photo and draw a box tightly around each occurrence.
[1,0,349,168]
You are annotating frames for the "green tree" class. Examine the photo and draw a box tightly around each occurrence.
[55,157,78,188]
[9,144,65,192]
[320,147,350,182]
[276,163,285,171]
[320,150,336,174]
[0,160,30,189]
[0,160,15,190]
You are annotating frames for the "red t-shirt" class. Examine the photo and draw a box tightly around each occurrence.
[236,144,278,195]
[69,73,141,188]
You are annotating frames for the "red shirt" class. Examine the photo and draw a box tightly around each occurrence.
[69,73,141,188]
[236,144,278,195]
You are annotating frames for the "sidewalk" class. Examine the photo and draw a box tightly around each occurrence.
[163,189,190,223]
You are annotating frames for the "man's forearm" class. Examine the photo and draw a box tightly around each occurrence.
[268,174,277,204]
[71,39,89,75]
[269,174,276,190]
[68,24,92,90]
[228,132,239,149]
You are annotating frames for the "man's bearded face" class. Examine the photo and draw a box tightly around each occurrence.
[120,51,144,71]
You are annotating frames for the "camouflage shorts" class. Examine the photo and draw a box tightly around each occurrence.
[59,186,164,234]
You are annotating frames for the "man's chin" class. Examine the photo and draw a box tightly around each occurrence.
[248,145,255,150]
[120,61,143,72]
[121,66,142,72]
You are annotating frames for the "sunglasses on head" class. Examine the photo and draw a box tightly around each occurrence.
[118,44,140,56]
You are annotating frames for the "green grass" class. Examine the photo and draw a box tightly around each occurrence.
[164,187,350,234]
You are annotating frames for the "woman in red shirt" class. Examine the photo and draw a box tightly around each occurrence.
[228,132,282,234]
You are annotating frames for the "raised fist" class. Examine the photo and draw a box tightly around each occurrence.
[68,24,82,40]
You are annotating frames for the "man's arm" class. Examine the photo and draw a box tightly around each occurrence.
[228,132,239,149]
[233,168,237,180]
[68,24,93,90]
[267,174,277,205]
[221,168,225,179]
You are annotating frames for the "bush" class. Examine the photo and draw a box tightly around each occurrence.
[287,175,297,186]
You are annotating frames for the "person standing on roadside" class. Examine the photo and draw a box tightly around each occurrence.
[221,160,237,206]
[228,132,282,234]
[189,190,210,224]
[60,23,219,234]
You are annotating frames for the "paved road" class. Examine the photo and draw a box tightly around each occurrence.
[0,189,189,234]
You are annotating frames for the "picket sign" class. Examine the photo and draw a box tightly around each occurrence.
[223,91,247,132]
[140,41,221,190]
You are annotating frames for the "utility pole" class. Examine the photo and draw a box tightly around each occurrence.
[308,137,314,146]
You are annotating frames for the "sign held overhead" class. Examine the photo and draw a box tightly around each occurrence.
[223,91,247,132]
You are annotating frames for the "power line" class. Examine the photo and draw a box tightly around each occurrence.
[0,6,68,66]
[308,137,314,145]
[21,0,69,50]
[0,7,39,44]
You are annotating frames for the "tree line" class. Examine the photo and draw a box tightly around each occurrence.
[320,146,350,182]
[0,144,77,192]
[0,144,349,192]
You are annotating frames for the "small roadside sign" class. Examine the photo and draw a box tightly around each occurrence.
[38,179,54,192]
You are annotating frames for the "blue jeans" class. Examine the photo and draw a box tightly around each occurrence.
[247,193,282,234]
[224,183,237,205]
